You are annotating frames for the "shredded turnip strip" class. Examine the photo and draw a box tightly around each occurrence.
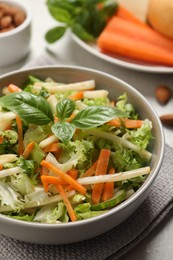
[77,166,150,185]
[84,90,108,99]
[0,190,76,212]
[33,80,95,93]
[0,121,10,131]
[126,189,135,199]
[1,87,10,95]
[39,135,58,149]
[0,112,16,131]
[83,129,152,161]
[0,111,16,121]
[47,95,58,114]
[0,154,18,165]
[0,167,23,179]
[75,100,88,110]
[24,190,76,209]
[45,152,78,173]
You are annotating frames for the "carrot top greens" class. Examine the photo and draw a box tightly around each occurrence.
[45,0,118,43]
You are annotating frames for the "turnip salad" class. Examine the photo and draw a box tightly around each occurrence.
[0,76,153,223]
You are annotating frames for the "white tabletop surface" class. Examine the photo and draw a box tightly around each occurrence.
[0,1,173,259]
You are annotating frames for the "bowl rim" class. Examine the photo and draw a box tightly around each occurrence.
[0,65,165,228]
[0,0,32,38]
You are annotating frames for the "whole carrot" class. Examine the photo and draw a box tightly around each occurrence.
[115,5,147,26]
[97,30,173,66]
[103,16,173,53]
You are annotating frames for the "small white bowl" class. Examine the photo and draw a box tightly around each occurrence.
[0,0,32,67]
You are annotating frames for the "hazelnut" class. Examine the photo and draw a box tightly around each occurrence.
[0,15,12,29]
[14,10,26,27]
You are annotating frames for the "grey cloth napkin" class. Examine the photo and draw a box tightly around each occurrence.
[0,145,172,260]
[1,56,173,260]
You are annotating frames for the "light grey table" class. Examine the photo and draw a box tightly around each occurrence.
[0,1,173,259]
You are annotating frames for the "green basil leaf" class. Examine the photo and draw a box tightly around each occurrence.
[56,98,75,120]
[51,122,76,144]
[48,5,71,24]
[45,26,67,43]
[71,106,127,129]
[0,92,54,125]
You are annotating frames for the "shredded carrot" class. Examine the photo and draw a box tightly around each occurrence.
[41,175,62,192]
[66,113,76,122]
[41,160,86,195]
[54,116,60,123]
[67,168,78,179]
[107,118,143,128]
[43,142,59,153]
[74,128,80,137]
[35,166,41,177]
[4,123,12,130]
[0,164,3,171]
[65,185,75,192]
[41,175,77,221]
[107,118,121,127]
[0,135,3,144]
[97,2,103,10]
[92,184,103,204]
[40,166,49,176]
[15,115,24,155]
[91,149,111,204]
[7,84,22,93]
[66,168,78,191]
[22,142,35,159]
[68,91,84,100]
[41,174,67,188]
[110,100,115,107]
[56,183,77,222]
[41,175,50,192]
[102,167,115,202]
[53,147,63,160]
[124,119,143,128]
[82,160,98,177]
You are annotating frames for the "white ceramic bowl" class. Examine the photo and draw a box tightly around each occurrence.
[0,66,165,244]
[0,0,32,67]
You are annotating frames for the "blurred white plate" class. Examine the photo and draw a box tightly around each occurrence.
[72,34,173,73]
